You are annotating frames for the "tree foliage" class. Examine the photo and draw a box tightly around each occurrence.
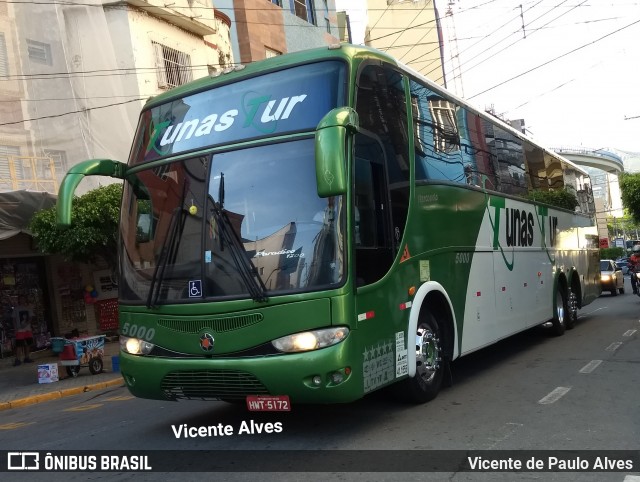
[29,183,123,268]
[606,212,640,239]
[619,172,640,222]
[525,189,578,211]
[599,247,624,260]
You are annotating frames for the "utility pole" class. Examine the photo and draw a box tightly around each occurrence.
[444,0,464,97]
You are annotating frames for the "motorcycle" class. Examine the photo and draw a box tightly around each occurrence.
[631,267,640,296]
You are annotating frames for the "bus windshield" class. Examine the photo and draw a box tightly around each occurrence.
[119,138,345,305]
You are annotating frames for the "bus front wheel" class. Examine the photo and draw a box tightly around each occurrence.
[398,312,444,403]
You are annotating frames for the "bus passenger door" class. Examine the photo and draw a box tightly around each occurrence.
[354,133,393,286]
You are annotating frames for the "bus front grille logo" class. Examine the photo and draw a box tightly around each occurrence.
[200,333,215,352]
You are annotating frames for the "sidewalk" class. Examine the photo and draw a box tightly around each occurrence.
[0,338,124,411]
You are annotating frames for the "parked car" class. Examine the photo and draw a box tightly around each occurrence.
[600,259,625,295]
[615,258,630,275]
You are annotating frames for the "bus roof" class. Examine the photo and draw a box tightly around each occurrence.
[141,43,589,178]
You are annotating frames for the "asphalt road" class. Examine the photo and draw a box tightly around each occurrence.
[1,290,639,482]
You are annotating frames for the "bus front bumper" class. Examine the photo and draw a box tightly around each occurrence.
[119,340,362,404]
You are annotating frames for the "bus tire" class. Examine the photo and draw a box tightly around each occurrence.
[551,285,567,336]
[398,311,444,403]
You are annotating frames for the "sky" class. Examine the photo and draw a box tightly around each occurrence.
[335,0,640,155]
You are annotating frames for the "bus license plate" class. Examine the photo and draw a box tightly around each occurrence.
[246,395,291,411]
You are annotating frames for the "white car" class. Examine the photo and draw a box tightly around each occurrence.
[600,259,625,295]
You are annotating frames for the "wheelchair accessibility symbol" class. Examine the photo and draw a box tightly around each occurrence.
[188,280,202,298]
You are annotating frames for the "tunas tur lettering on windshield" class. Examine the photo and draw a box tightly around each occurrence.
[158,94,308,147]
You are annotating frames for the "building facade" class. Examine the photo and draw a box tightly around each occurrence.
[218,0,338,64]
[364,0,444,84]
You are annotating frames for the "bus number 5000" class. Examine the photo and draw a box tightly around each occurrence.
[455,252,470,264]
[121,323,155,341]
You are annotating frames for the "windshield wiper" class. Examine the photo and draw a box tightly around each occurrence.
[146,203,186,308]
[212,172,268,303]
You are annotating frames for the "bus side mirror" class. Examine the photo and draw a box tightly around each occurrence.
[57,159,127,226]
[314,107,359,198]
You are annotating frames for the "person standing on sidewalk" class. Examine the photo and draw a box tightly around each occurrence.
[12,295,35,366]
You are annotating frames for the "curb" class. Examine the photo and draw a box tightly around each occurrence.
[0,377,125,412]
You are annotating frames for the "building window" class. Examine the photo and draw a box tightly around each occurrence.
[325,18,331,34]
[0,33,8,78]
[27,39,52,65]
[265,47,281,59]
[43,149,67,180]
[152,41,193,89]
[0,145,19,190]
[428,98,459,154]
[293,0,316,25]
[270,0,282,5]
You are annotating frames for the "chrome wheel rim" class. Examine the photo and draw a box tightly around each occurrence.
[415,325,441,383]
[556,290,565,326]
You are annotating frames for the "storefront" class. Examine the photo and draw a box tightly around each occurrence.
[0,191,118,359]
[0,256,51,355]
[0,191,56,357]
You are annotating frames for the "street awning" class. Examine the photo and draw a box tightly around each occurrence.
[0,190,57,241]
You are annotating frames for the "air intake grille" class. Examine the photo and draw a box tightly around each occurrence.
[161,370,269,400]
[158,313,263,334]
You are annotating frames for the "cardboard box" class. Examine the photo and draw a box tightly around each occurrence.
[37,363,59,384]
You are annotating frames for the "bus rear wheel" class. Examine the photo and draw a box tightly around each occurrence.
[551,285,567,336]
[398,312,444,403]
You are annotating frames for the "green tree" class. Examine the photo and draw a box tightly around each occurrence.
[525,188,578,211]
[29,183,122,268]
[619,172,640,222]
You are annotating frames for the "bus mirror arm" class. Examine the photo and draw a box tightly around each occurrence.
[57,159,127,226]
[315,107,359,198]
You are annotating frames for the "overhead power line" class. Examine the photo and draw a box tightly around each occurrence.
[468,17,640,99]
[0,97,145,127]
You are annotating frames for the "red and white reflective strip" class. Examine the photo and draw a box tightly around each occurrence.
[357,311,375,322]
[399,301,412,311]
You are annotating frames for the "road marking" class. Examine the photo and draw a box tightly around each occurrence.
[0,422,34,430]
[578,307,607,319]
[605,342,623,352]
[63,403,103,412]
[104,395,134,402]
[623,329,637,337]
[538,387,571,405]
[624,476,640,482]
[579,360,602,373]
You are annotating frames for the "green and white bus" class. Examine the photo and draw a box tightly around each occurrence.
[57,44,601,406]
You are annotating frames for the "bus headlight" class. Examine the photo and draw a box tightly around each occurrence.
[120,335,154,355]
[272,327,349,353]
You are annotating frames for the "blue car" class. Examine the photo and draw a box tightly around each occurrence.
[615,258,629,275]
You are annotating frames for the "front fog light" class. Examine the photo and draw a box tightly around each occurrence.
[120,335,154,355]
[272,327,349,353]
[330,372,344,384]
